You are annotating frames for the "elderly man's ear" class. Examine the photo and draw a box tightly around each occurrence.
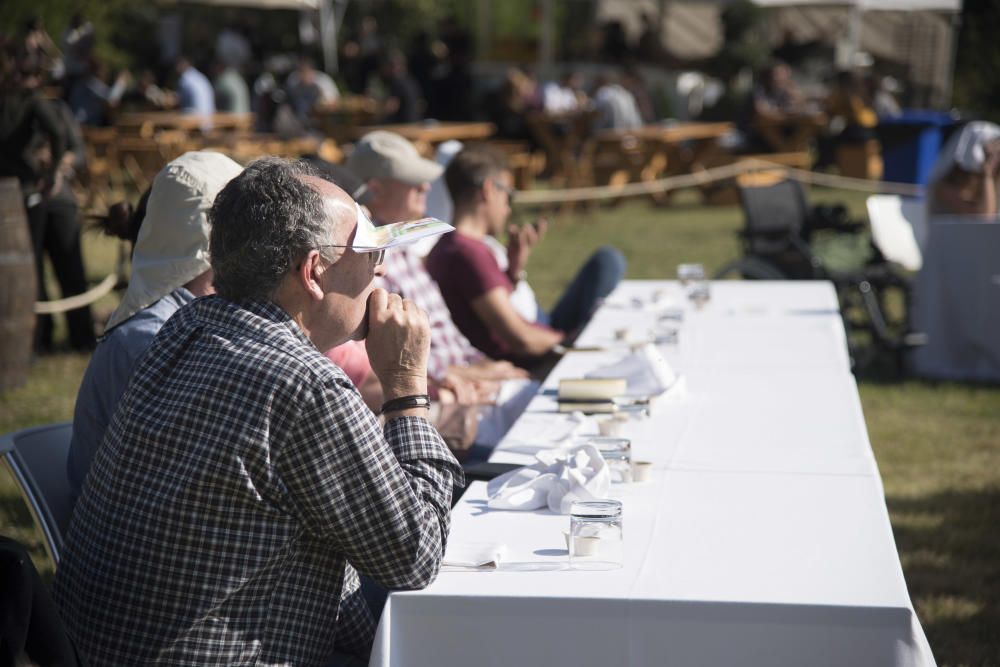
[299,250,327,301]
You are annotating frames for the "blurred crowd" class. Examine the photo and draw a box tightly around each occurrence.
[6,7,994,362]
[1,10,911,147]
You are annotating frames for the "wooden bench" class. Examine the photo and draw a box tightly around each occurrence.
[79,127,125,214]
[490,140,546,191]
[579,133,669,206]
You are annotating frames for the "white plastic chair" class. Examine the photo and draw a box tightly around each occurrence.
[0,422,74,565]
[866,195,927,272]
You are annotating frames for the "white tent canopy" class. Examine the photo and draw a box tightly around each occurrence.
[593,0,961,107]
[161,0,340,72]
[753,0,958,9]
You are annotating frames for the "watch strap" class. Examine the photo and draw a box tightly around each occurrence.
[380,394,432,415]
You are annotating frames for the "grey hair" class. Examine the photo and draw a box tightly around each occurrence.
[209,157,338,301]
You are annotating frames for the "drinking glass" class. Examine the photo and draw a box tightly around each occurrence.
[588,437,632,484]
[569,500,624,570]
[678,263,710,308]
[677,263,705,287]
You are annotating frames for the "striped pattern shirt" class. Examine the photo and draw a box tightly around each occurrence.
[378,244,484,380]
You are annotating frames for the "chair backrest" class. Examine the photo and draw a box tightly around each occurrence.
[737,178,817,280]
[739,178,810,239]
[866,194,926,271]
[0,423,74,566]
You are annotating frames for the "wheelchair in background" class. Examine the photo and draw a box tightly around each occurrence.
[714,177,926,373]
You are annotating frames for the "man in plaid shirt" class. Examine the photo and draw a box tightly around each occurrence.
[52,158,463,666]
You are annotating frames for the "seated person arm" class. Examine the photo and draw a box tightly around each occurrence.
[472,286,564,358]
[277,292,463,590]
[278,382,462,591]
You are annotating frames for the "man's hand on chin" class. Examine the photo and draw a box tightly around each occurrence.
[365,288,430,402]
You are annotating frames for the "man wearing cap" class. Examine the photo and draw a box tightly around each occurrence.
[346,131,536,445]
[67,150,243,499]
[53,157,462,666]
[346,131,530,384]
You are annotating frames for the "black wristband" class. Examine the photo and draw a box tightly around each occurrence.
[380,394,431,415]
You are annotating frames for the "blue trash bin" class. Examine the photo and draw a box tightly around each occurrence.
[878,110,959,185]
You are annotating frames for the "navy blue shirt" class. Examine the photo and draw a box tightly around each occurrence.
[67,288,195,498]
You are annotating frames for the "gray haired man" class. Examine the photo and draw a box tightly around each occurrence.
[53,158,463,666]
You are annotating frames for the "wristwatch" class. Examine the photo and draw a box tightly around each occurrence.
[380,394,431,415]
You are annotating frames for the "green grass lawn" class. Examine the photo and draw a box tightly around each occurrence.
[1,187,997,665]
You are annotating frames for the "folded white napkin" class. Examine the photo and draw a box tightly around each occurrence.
[586,343,679,397]
[443,542,508,569]
[487,444,611,514]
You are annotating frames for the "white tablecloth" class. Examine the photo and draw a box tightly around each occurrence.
[370,281,935,667]
[910,221,1000,382]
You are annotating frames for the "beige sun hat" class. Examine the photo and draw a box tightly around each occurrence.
[105,151,243,332]
[346,130,444,185]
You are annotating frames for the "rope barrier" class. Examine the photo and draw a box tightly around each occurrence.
[34,242,127,315]
[512,158,923,206]
[767,162,924,197]
[31,160,921,313]
[34,273,120,315]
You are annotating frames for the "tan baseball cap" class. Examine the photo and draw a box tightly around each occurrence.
[346,130,444,185]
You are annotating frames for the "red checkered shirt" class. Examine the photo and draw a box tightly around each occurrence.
[378,244,484,380]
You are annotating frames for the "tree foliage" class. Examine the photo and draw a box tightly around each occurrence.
[952,0,1000,121]
[0,0,138,68]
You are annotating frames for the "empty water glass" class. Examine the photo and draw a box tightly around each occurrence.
[588,437,632,483]
[678,263,710,308]
[677,263,705,287]
[688,281,711,308]
[655,327,679,346]
[569,500,624,570]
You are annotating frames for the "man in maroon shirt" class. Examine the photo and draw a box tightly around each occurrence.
[427,145,625,370]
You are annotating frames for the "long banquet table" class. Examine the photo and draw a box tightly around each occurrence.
[370,280,935,667]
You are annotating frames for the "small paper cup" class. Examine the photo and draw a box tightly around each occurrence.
[598,418,622,437]
[631,461,653,482]
[563,532,601,556]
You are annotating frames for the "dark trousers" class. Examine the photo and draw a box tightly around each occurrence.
[0,537,86,666]
[549,246,627,335]
[26,192,95,352]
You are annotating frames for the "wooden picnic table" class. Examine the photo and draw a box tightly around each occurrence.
[115,112,255,138]
[598,121,734,144]
[312,96,379,142]
[585,121,736,205]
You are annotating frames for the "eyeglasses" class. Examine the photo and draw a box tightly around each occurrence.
[491,179,516,201]
[316,245,386,267]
